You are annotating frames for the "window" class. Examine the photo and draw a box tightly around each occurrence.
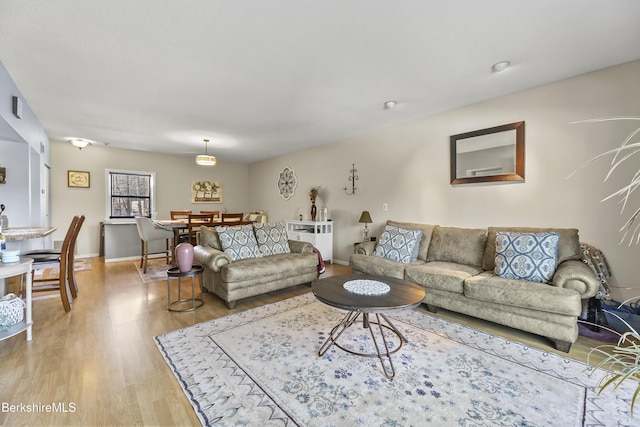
[107,169,155,218]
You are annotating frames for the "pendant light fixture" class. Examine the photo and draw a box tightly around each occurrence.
[195,139,216,166]
[68,138,92,150]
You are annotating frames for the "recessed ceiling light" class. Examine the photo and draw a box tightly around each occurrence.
[491,61,511,73]
[384,100,397,110]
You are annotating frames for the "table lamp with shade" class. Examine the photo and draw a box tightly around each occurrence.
[358,211,373,242]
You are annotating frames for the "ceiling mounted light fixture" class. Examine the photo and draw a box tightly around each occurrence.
[384,100,397,110]
[195,139,217,166]
[68,138,91,150]
[491,61,511,73]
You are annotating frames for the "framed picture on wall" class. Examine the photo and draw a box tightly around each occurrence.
[191,181,222,203]
[68,170,90,188]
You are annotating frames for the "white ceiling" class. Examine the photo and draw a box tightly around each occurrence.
[1,0,639,163]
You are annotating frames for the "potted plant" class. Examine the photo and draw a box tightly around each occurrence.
[572,116,640,413]
[586,302,640,413]
[570,117,640,245]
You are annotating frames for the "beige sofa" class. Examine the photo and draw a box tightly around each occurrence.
[350,220,600,352]
[194,224,317,309]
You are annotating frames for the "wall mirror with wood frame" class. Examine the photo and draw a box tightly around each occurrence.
[450,121,525,185]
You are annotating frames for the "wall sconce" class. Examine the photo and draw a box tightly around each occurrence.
[358,210,372,241]
[344,163,358,195]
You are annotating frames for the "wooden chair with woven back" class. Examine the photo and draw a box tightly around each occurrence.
[25,215,85,312]
[187,213,215,244]
[170,210,192,242]
[170,210,192,220]
[221,213,244,226]
[200,210,220,219]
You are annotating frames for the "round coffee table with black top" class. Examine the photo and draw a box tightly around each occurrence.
[312,273,425,379]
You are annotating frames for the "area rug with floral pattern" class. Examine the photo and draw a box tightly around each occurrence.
[154,293,638,426]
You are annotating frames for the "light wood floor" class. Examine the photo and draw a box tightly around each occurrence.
[0,258,612,426]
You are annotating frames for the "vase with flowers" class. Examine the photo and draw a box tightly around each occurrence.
[309,187,319,221]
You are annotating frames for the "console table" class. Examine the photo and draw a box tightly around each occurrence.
[286,220,333,263]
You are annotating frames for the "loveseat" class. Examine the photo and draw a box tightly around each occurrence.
[194,222,317,309]
[350,220,600,352]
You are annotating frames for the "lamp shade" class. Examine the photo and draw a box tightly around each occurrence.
[358,211,372,224]
[196,138,216,166]
[195,154,217,166]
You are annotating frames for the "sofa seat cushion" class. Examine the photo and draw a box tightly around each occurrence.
[350,253,421,279]
[405,261,483,294]
[221,252,317,283]
[464,272,581,316]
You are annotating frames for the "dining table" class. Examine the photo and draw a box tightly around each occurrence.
[153,219,190,246]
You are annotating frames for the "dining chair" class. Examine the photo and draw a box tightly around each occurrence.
[170,210,192,241]
[170,210,192,220]
[221,213,244,226]
[135,217,174,273]
[187,213,215,244]
[200,210,220,219]
[27,215,83,312]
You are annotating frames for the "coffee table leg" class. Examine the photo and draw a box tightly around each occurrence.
[318,311,406,380]
[380,313,408,343]
[365,313,396,379]
[318,310,361,356]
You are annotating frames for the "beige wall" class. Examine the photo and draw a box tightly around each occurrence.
[50,142,249,257]
[249,60,640,301]
[49,60,640,301]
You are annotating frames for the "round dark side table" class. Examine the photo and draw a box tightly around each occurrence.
[166,265,204,312]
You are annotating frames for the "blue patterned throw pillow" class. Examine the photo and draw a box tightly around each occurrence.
[254,221,291,256]
[216,224,263,261]
[494,232,560,283]
[373,225,423,264]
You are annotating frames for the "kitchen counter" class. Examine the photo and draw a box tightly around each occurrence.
[4,227,57,241]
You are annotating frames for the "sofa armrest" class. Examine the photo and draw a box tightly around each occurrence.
[194,244,232,272]
[354,241,376,255]
[288,240,314,254]
[552,259,600,299]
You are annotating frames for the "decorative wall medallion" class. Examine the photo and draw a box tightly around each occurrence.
[278,167,297,200]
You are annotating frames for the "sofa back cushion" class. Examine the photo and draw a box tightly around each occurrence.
[387,220,436,261]
[216,224,263,261]
[200,226,222,250]
[483,226,581,271]
[426,226,487,267]
[253,221,291,256]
